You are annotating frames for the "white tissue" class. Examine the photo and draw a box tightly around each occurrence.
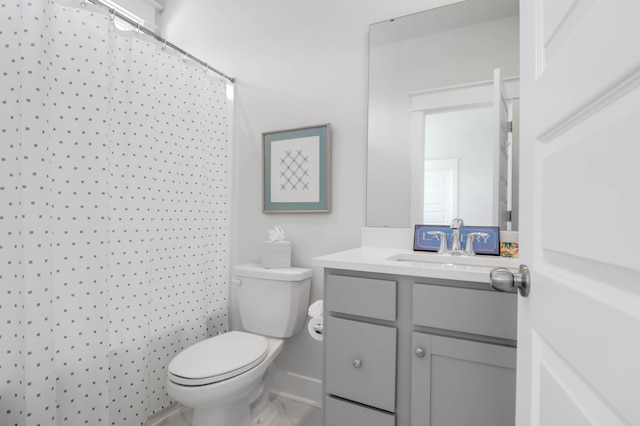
[266,226,285,242]
[307,300,323,318]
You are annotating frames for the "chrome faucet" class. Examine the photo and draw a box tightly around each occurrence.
[450,218,464,253]
[429,219,486,257]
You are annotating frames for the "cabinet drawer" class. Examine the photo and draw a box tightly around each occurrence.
[326,274,396,320]
[412,283,517,340]
[325,317,397,412]
[325,396,395,426]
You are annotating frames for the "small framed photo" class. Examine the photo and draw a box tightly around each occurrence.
[414,224,500,255]
[263,124,331,213]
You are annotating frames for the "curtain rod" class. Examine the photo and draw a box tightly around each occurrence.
[84,0,236,83]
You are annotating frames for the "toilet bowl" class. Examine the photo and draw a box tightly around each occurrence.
[166,264,311,426]
[167,333,283,426]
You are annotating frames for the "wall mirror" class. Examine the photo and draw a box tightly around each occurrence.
[366,0,520,230]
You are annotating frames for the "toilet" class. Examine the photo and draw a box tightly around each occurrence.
[166,263,312,426]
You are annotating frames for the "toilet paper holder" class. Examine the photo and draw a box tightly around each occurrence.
[307,300,324,341]
[311,320,323,334]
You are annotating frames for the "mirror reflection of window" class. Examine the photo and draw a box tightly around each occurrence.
[424,106,493,225]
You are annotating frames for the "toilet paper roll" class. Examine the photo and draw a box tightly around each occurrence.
[308,300,323,318]
[307,317,323,341]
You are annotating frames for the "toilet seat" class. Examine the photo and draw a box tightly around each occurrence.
[168,331,269,386]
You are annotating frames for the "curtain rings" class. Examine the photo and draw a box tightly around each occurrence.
[80,0,86,7]
[136,23,140,37]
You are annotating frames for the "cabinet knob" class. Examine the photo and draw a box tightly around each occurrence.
[415,347,425,358]
[352,359,362,368]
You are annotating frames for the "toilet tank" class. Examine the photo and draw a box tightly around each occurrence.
[234,263,312,338]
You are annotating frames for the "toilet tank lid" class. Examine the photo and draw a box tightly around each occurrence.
[234,263,312,281]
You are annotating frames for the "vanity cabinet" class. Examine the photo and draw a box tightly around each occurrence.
[322,270,517,426]
[411,333,516,425]
[324,274,398,425]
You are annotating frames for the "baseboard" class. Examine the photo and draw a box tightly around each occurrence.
[268,368,323,409]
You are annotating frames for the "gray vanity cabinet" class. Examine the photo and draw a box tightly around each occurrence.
[411,333,516,426]
[323,269,517,426]
[324,274,398,425]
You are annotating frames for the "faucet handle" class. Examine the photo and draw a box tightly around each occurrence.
[450,218,464,229]
[427,231,449,254]
[464,232,490,256]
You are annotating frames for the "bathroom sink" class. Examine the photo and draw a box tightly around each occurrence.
[386,252,506,272]
[313,247,520,284]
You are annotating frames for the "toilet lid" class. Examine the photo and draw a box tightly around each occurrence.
[168,331,269,386]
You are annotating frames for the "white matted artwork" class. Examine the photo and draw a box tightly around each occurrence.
[270,136,320,203]
[263,124,331,213]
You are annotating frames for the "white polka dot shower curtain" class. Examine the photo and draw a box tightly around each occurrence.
[0,1,231,425]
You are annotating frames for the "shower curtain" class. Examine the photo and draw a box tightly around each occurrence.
[0,1,230,425]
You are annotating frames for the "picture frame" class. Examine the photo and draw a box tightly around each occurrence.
[262,124,331,213]
[413,224,500,256]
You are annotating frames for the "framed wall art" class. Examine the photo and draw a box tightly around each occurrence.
[263,124,331,213]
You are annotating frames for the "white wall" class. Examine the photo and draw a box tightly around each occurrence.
[158,0,459,402]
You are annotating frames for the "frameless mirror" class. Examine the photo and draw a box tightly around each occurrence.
[366,0,519,230]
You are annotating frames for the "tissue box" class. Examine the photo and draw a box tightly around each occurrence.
[261,240,291,268]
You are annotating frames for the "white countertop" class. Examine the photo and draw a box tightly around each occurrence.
[312,247,521,283]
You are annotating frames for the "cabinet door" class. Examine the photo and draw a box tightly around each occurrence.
[325,317,397,412]
[411,332,516,426]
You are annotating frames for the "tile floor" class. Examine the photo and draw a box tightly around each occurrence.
[150,395,323,426]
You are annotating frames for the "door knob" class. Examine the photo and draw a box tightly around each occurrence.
[490,264,530,297]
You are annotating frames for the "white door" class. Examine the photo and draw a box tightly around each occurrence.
[517,1,640,425]
[423,159,458,225]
